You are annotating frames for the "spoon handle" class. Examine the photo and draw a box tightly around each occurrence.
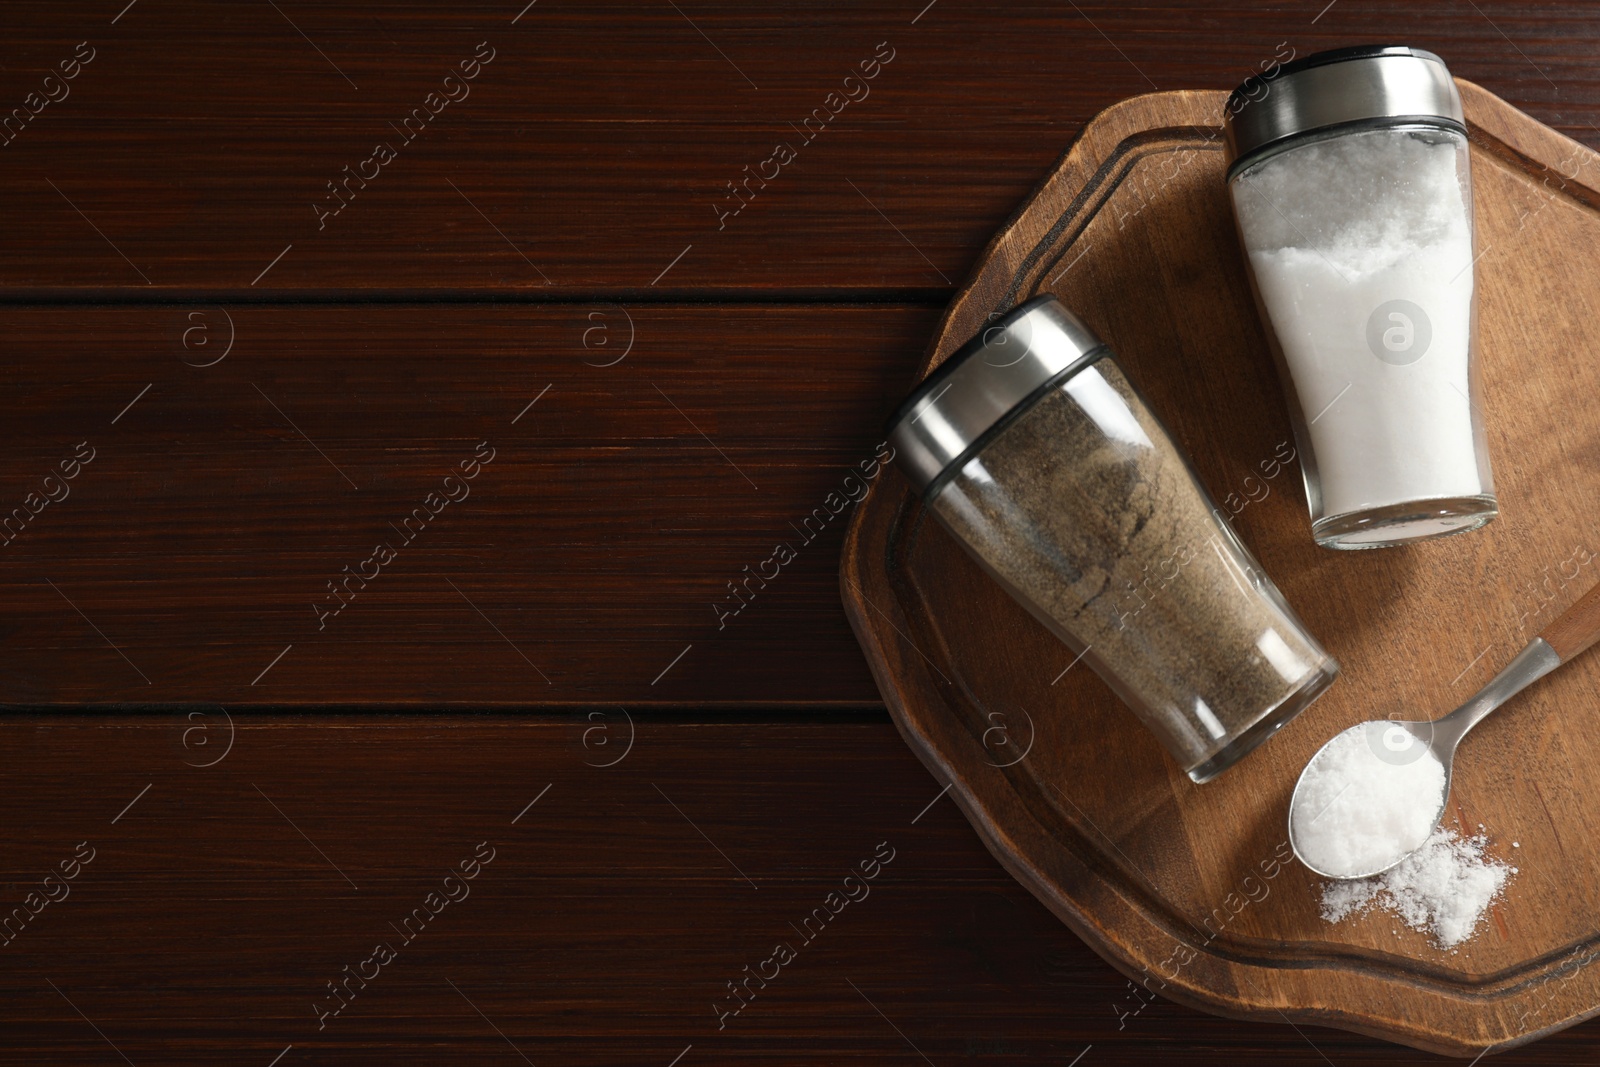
[1539,579,1600,662]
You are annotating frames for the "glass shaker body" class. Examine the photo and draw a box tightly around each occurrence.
[890,296,1337,781]
[1224,46,1496,549]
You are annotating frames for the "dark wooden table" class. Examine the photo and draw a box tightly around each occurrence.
[2,2,1597,1062]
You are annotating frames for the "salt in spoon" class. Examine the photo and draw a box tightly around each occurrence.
[1289,577,1600,880]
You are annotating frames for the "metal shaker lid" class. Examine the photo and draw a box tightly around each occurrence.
[1223,45,1465,174]
[887,294,1108,496]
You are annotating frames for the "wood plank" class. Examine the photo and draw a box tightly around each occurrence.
[3,714,1598,1065]
[0,2,1595,294]
[0,304,932,705]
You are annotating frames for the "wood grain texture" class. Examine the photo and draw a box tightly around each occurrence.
[8,0,1600,1062]
[0,2,1595,295]
[0,305,927,705]
[9,713,1600,1067]
[842,81,1600,1056]
[1538,579,1600,661]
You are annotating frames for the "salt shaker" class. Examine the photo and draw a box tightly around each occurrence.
[1223,45,1496,549]
[889,295,1338,782]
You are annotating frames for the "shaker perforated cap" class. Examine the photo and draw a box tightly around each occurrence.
[887,295,1108,496]
[1223,45,1465,175]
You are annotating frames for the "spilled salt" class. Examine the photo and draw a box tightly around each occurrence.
[1290,722,1445,877]
[1321,825,1512,948]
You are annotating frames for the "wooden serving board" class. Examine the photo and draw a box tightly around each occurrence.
[840,82,1600,1057]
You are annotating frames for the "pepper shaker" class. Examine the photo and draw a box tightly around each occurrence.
[889,295,1338,781]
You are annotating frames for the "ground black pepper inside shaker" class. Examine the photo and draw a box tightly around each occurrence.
[889,295,1338,781]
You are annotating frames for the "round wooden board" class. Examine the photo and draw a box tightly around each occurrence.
[840,81,1600,1058]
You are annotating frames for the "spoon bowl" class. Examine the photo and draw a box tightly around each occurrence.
[1288,717,1455,880]
[1288,639,1562,880]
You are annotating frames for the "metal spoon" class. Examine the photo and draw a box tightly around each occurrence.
[1289,577,1600,880]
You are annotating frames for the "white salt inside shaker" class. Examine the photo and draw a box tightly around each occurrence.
[1224,46,1496,549]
